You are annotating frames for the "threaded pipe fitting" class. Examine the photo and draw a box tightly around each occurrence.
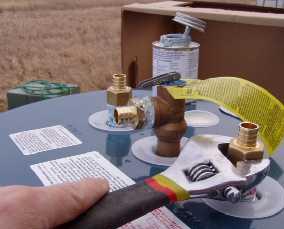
[237,122,259,147]
[114,106,138,124]
[112,74,127,90]
[114,106,145,129]
[228,121,264,164]
[107,73,132,107]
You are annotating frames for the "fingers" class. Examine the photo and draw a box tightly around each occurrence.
[40,178,109,228]
[0,178,109,229]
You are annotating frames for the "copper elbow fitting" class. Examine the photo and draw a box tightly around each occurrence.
[228,122,264,164]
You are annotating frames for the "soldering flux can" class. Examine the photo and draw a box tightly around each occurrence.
[152,40,200,79]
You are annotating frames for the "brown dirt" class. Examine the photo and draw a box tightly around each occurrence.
[0,0,160,111]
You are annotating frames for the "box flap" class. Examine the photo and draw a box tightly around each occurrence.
[123,1,284,27]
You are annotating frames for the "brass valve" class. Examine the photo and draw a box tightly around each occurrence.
[228,122,264,165]
[114,86,187,157]
[107,74,132,106]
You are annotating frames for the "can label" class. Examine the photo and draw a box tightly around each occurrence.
[153,45,199,79]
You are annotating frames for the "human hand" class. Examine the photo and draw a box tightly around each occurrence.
[0,178,109,229]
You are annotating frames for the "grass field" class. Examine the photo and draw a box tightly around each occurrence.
[0,0,160,111]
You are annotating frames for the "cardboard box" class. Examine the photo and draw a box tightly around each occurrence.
[121,1,284,102]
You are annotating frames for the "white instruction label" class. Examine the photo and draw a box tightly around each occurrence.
[153,46,199,79]
[31,152,190,229]
[10,125,82,155]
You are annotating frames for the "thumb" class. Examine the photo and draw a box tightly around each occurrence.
[39,178,109,228]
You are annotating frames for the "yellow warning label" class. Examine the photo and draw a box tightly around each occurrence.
[166,77,284,154]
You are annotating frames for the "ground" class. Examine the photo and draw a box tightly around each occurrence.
[0,0,160,111]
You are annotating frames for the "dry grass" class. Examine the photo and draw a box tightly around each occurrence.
[0,0,160,111]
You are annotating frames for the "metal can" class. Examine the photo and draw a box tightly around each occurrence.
[152,12,206,80]
[153,40,200,79]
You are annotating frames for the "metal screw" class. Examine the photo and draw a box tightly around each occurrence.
[224,186,241,203]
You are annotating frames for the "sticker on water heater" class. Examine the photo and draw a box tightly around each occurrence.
[9,125,82,155]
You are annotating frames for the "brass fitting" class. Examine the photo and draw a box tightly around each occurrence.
[154,86,187,157]
[114,106,145,129]
[228,122,264,164]
[114,86,187,158]
[107,74,132,106]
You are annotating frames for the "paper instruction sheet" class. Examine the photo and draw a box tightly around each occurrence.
[10,125,82,155]
[31,151,190,229]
